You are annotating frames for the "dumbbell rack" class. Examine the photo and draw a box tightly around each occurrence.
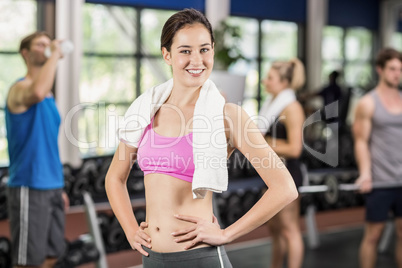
[0,159,146,268]
[66,193,146,265]
[1,152,396,267]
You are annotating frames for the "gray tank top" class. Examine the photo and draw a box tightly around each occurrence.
[369,90,402,183]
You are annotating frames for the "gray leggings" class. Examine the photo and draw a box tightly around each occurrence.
[142,245,232,268]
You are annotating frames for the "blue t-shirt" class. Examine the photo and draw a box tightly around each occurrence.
[5,87,63,189]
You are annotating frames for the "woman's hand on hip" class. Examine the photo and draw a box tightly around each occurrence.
[171,214,228,250]
[130,221,152,256]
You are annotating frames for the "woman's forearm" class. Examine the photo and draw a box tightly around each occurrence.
[222,172,298,243]
[106,176,139,238]
[265,137,302,159]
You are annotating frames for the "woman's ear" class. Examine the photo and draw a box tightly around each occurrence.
[162,47,172,66]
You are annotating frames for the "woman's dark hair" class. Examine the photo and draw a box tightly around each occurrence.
[375,48,402,69]
[161,8,214,52]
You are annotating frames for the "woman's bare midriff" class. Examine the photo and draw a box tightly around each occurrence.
[142,173,214,253]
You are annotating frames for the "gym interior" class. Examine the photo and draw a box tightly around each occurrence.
[0,0,402,267]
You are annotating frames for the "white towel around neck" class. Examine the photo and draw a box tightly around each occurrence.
[257,88,296,135]
[117,78,228,199]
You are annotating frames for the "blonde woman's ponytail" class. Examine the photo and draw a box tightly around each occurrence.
[289,58,305,90]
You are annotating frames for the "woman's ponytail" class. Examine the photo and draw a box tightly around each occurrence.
[289,58,305,90]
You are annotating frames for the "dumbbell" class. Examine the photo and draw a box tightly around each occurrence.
[0,237,11,268]
[56,235,100,267]
[69,161,96,203]
[241,188,259,213]
[97,212,111,244]
[225,191,244,226]
[215,191,231,228]
[106,216,126,252]
[339,132,355,168]
[62,164,75,198]
[0,171,9,221]
[53,240,79,268]
[134,208,146,225]
[79,234,100,264]
[77,160,99,194]
[300,193,314,215]
[95,157,113,195]
[61,242,84,267]
[127,164,145,194]
[130,161,144,178]
[0,187,7,221]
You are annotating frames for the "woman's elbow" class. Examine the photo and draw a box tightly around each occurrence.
[288,184,299,202]
[105,173,122,192]
[284,175,299,203]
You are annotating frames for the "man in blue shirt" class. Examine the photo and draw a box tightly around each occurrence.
[6,31,69,268]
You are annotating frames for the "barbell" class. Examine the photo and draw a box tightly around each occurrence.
[299,177,402,206]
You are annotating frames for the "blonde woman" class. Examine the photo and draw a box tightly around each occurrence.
[259,58,306,268]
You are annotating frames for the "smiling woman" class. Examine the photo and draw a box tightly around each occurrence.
[161,23,214,91]
[160,10,214,91]
[105,8,298,268]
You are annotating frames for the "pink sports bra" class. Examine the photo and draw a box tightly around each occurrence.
[137,116,195,182]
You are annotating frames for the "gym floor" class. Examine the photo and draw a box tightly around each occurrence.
[225,227,396,268]
[0,206,397,267]
[124,227,397,268]
[72,207,397,268]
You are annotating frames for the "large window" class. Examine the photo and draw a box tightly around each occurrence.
[322,26,344,83]
[140,9,173,93]
[0,0,37,166]
[260,20,298,100]
[392,32,402,51]
[79,6,299,157]
[79,10,299,156]
[0,3,302,161]
[225,17,299,117]
[322,26,375,90]
[80,4,173,157]
[225,17,259,118]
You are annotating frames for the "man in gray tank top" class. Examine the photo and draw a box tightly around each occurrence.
[353,48,402,268]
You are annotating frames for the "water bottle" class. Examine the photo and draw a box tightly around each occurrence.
[44,40,74,58]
